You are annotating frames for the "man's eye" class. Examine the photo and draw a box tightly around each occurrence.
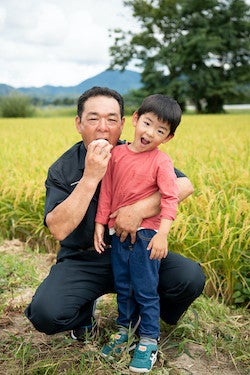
[108,118,118,124]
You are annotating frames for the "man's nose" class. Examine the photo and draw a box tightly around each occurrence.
[98,118,109,130]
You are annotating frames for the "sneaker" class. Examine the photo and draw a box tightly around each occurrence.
[129,343,158,373]
[102,332,136,359]
[71,319,97,341]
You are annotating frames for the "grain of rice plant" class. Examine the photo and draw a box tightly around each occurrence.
[0,114,249,306]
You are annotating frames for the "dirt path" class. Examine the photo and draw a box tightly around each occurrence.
[0,240,245,375]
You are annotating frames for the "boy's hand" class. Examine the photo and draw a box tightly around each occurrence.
[147,233,168,260]
[94,223,106,253]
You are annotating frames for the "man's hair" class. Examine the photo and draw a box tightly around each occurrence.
[137,94,182,135]
[77,86,124,119]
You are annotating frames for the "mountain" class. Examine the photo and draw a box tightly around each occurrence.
[0,70,142,99]
[0,83,16,96]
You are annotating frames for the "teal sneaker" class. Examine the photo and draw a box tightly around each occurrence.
[101,332,129,358]
[129,343,158,373]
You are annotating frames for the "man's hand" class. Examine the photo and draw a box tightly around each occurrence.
[110,192,161,243]
[110,204,143,243]
[84,140,113,183]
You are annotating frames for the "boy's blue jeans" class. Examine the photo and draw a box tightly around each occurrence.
[111,229,160,339]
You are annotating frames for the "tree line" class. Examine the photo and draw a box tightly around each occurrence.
[1,0,249,117]
[109,0,250,113]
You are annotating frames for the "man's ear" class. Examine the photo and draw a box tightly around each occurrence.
[75,115,82,134]
[162,134,174,144]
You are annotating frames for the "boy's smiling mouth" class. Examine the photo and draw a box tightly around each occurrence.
[141,137,150,145]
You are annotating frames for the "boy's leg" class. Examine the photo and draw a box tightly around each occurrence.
[130,229,160,339]
[111,234,138,329]
[158,252,206,325]
[129,229,160,373]
[102,234,138,358]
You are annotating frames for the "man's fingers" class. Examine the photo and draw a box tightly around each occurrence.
[130,231,136,244]
[119,231,128,242]
[109,210,118,219]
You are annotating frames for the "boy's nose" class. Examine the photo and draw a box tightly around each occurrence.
[146,127,154,137]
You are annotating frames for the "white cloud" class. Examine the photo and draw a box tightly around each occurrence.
[0,0,137,87]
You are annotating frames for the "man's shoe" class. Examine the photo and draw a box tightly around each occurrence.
[102,332,136,359]
[129,343,158,373]
[70,319,97,341]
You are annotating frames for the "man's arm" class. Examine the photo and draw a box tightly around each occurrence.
[176,176,194,202]
[46,141,112,241]
[111,176,194,243]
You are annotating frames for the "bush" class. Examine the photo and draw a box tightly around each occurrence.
[0,94,35,117]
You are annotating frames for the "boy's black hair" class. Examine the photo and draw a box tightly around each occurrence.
[137,94,182,135]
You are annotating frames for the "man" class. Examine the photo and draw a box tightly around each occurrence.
[25,86,205,340]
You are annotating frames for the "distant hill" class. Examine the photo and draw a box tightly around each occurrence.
[0,70,142,99]
[0,83,16,96]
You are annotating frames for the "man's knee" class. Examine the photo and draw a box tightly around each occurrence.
[159,262,205,325]
[159,258,206,301]
[25,296,64,335]
[187,262,206,297]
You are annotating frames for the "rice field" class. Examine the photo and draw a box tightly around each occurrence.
[0,113,249,306]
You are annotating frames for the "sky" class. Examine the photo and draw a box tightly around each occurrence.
[0,0,138,88]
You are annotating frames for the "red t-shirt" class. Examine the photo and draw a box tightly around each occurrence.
[96,144,179,230]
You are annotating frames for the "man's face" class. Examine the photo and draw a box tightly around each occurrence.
[75,96,125,147]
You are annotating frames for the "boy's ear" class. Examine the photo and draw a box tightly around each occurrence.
[162,134,174,144]
[132,111,139,127]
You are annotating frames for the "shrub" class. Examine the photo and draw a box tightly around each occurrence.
[0,93,35,117]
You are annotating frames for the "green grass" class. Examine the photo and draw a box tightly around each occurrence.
[0,246,39,315]
[34,105,77,118]
[0,241,249,374]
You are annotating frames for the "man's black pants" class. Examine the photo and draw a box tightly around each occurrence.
[24,248,205,335]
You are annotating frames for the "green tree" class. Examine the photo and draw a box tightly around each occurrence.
[109,0,250,113]
[0,93,35,117]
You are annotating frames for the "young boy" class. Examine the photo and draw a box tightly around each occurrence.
[94,94,182,373]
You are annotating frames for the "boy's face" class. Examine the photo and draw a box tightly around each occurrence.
[131,112,173,152]
[75,96,125,147]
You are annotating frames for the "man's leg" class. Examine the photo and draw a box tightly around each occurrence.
[25,250,114,335]
[158,252,206,325]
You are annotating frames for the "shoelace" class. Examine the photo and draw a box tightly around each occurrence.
[135,346,148,359]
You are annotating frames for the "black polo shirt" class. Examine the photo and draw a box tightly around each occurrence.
[44,140,186,259]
